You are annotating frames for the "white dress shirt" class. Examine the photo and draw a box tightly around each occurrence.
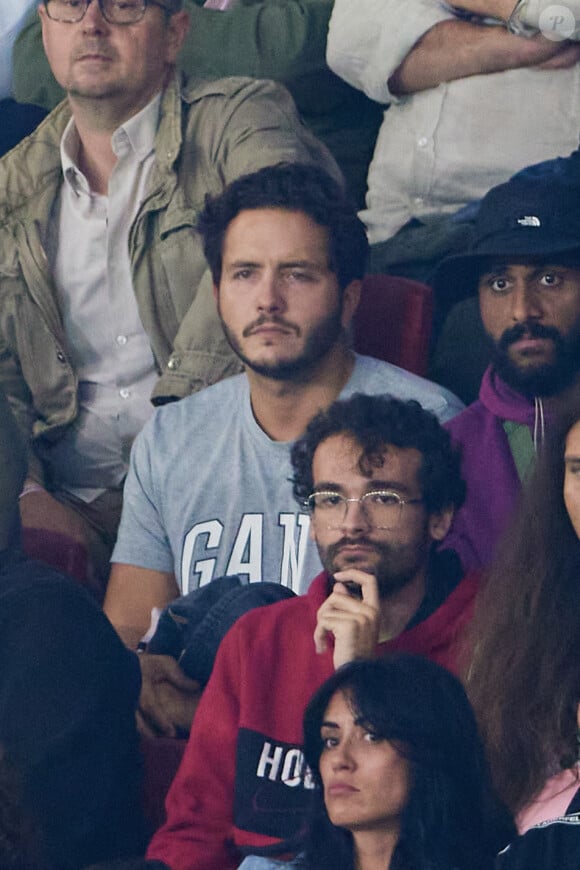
[44,93,163,501]
[327,0,580,243]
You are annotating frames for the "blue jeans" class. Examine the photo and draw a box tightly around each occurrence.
[238,855,304,869]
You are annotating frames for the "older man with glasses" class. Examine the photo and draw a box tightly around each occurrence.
[0,0,337,597]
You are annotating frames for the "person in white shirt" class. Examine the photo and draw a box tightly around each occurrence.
[326,0,580,282]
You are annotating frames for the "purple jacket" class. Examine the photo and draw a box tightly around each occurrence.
[441,366,553,571]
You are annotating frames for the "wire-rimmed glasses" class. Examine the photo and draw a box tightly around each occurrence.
[306,490,423,530]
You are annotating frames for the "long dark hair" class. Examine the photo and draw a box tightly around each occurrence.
[301,655,513,870]
[467,402,580,814]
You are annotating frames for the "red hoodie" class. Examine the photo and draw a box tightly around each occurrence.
[148,568,478,870]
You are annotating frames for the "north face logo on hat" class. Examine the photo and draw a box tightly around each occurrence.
[516,216,541,227]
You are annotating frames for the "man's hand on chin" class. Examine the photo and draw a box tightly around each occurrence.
[314,569,381,669]
[136,653,202,738]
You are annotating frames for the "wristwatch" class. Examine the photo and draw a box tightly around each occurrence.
[508,0,580,39]
[507,0,540,36]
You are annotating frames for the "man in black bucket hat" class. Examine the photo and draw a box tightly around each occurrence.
[434,176,580,573]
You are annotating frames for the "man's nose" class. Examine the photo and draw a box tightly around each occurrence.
[81,0,110,30]
[510,282,543,323]
[340,498,371,533]
[256,274,284,313]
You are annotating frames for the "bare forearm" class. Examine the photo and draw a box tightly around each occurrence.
[389,18,570,94]
[114,624,145,650]
[448,0,515,18]
[104,564,180,648]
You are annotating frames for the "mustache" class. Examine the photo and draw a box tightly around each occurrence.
[73,41,115,61]
[498,321,561,351]
[326,536,377,560]
[242,315,299,338]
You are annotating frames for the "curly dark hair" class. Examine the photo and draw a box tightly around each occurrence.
[197,163,368,291]
[301,655,514,870]
[467,397,580,814]
[290,394,465,516]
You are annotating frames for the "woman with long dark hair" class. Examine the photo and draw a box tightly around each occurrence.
[467,402,580,867]
[237,654,511,870]
[296,654,512,870]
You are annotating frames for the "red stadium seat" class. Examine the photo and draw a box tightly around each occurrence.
[21,527,89,585]
[140,735,186,835]
[353,274,433,376]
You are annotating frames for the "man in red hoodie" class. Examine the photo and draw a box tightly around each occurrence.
[147,394,476,870]
[434,176,580,571]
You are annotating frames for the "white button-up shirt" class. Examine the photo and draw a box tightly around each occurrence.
[327,0,580,243]
[44,93,162,500]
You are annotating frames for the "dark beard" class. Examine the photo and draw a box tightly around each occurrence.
[493,321,580,399]
[320,535,431,599]
[219,308,344,381]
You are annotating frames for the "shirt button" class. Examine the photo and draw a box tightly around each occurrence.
[167,356,180,371]
[119,388,131,399]
[56,350,66,363]
[417,137,429,148]
[413,196,424,206]
[116,335,128,346]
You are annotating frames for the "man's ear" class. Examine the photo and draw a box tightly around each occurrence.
[164,10,190,65]
[38,4,50,53]
[428,506,454,542]
[340,279,361,329]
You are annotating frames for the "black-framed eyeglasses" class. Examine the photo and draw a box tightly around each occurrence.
[305,490,423,530]
[44,0,174,25]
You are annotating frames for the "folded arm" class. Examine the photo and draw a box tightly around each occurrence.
[389,18,577,95]
[446,0,515,16]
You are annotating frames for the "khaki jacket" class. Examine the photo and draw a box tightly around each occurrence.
[0,73,337,481]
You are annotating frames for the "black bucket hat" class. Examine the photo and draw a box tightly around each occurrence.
[432,177,580,306]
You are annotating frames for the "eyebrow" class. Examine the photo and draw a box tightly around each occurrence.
[224,260,259,270]
[225,259,329,272]
[524,264,569,281]
[479,262,567,277]
[313,480,415,495]
[279,259,328,270]
[320,717,371,731]
[478,261,511,276]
